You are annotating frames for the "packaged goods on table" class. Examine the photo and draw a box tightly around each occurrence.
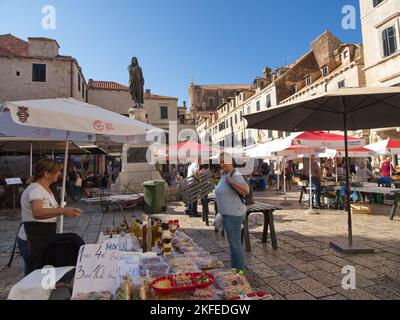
[190,287,221,300]
[228,292,274,300]
[183,251,210,259]
[179,245,208,255]
[73,291,113,300]
[212,270,253,298]
[141,262,170,279]
[193,257,225,270]
[173,274,194,288]
[168,257,201,274]
[115,274,153,300]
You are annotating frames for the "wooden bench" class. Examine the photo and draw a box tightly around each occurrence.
[244,202,280,252]
[202,196,280,252]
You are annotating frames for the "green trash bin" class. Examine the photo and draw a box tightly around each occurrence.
[143,180,165,214]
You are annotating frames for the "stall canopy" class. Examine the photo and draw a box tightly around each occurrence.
[2,98,163,232]
[365,138,400,156]
[246,131,365,158]
[156,141,222,162]
[0,137,88,154]
[244,87,400,254]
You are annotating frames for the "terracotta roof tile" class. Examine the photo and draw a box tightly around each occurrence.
[0,34,29,57]
[28,37,60,48]
[144,92,178,100]
[88,80,178,100]
[88,80,129,91]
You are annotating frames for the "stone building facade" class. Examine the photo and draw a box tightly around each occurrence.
[188,83,253,117]
[0,34,87,104]
[360,0,400,142]
[196,31,367,148]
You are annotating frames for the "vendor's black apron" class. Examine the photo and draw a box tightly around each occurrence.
[24,222,57,274]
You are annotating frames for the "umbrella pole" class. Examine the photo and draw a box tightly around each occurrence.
[335,156,338,183]
[343,124,353,247]
[59,132,70,234]
[275,159,281,194]
[281,158,291,206]
[306,155,318,214]
[329,100,373,254]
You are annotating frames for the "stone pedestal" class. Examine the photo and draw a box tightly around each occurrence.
[111,144,163,193]
[129,107,148,123]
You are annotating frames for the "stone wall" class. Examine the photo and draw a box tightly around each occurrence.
[360,0,400,86]
[0,57,86,103]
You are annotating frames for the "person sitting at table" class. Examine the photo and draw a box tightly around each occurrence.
[355,161,376,182]
[302,156,322,209]
[82,171,96,198]
[356,161,377,202]
[323,158,334,179]
[20,159,81,274]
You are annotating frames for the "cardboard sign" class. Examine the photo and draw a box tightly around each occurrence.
[71,244,118,299]
[5,178,22,185]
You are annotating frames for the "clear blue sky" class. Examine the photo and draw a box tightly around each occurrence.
[0,0,361,106]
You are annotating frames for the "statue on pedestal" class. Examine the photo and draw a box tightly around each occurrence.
[128,57,144,109]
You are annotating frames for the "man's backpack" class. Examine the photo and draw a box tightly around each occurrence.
[229,170,255,206]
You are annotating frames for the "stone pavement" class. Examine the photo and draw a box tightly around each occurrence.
[0,188,399,300]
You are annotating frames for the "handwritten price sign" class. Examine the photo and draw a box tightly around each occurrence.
[71,244,118,299]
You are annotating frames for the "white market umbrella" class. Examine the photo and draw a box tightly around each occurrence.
[4,98,162,232]
[365,139,400,176]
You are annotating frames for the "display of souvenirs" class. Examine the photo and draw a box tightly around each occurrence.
[73,227,256,301]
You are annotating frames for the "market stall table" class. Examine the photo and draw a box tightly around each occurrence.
[203,196,281,252]
[334,186,400,220]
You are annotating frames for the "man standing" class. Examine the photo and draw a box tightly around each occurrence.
[185,158,200,217]
[302,156,322,209]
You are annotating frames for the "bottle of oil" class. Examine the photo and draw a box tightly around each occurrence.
[141,220,148,252]
[146,219,153,252]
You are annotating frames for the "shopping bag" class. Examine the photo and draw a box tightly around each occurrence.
[213,213,223,231]
[75,177,82,187]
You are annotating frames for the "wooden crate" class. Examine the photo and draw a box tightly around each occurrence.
[351,204,372,215]
[178,169,214,204]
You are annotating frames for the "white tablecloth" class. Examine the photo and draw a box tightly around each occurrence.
[8,266,75,300]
